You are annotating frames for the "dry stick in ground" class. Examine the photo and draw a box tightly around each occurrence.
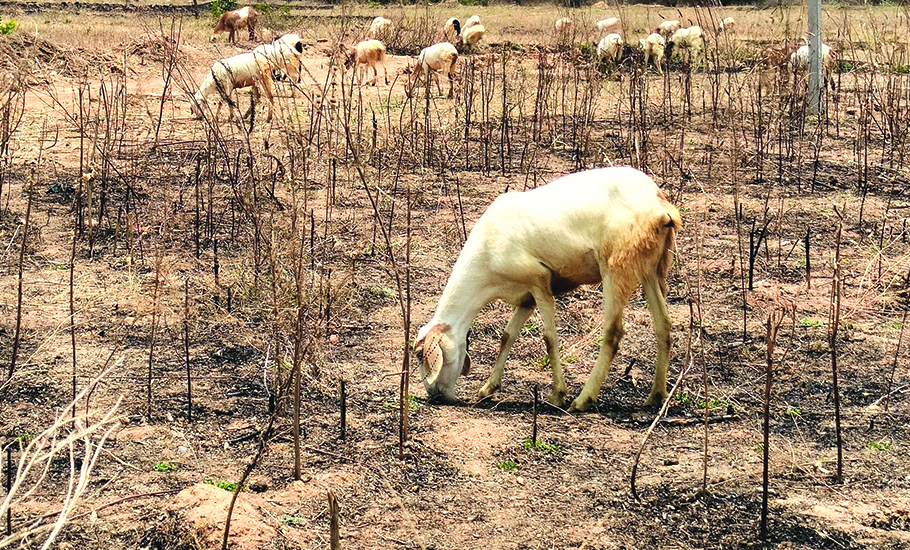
[805,227,811,289]
[340,381,347,441]
[292,307,306,481]
[69,227,77,419]
[184,279,192,422]
[885,309,908,411]
[828,206,845,484]
[7,125,43,384]
[399,188,412,457]
[630,354,694,502]
[328,490,341,550]
[760,309,785,542]
[4,446,9,537]
[146,251,163,419]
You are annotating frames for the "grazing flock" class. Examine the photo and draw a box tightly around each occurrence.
[193,7,839,122]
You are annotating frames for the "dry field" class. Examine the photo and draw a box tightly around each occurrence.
[1,2,910,549]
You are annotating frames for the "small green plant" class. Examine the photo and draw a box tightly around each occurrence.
[15,433,34,444]
[674,393,692,404]
[210,0,238,17]
[458,0,488,6]
[800,318,823,327]
[524,439,560,454]
[0,20,17,35]
[154,462,176,472]
[206,479,245,492]
[699,398,730,410]
[755,443,765,452]
[785,407,801,417]
[868,441,891,451]
[536,354,550,369]
[384,395,421,411]
[881,321,903,330]
[496,459,519,471]
[280,514,306,525]
[368,286,393,298]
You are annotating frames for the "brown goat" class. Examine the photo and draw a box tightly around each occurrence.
[212,6,257,44]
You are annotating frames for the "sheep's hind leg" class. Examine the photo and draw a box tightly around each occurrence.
[478,304,534,399]
[569,274,629,412]
[530,288,568,407]
[642,274,671,407]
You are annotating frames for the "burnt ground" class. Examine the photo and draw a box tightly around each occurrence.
[1,8,910,550]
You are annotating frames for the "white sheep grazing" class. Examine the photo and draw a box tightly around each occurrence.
[456,24,486,52]
[344,39,389,86]
[790,43,838,91]
[444,17,461,40]
[369,16,393,41]
[667,26,705,64]
[464,15,482,30]
[555,17,574,35]
[656,19,680,40]
[597,33,624,64]
[191,52,273,122]
[414,166,681,411]
[718,17,736,33]
[253,33,305,82]
[191,34,304,123]
[640,32,666,75]
[407,42,459,99]
[596,17,621,34]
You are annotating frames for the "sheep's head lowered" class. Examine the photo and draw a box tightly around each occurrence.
[414,323,470,403]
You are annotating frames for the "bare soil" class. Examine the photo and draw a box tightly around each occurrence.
[1,5,910,550]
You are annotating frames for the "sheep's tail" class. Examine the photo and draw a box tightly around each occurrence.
[657,203,681,297]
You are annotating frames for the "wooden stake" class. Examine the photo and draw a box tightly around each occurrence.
[328,490,341,550]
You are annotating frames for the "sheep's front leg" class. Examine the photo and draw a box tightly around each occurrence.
[570,275,628,412]
[642,274,671,407]
[530,289,568,407]
[478,305,534,399]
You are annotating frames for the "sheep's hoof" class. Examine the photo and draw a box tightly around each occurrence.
[645,390,668,408]
[548,386,567,408]
[548,393,566,408]
[568,393,597,412]
[477,381,500,399]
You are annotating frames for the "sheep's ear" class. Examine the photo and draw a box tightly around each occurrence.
[414,327,445,376]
